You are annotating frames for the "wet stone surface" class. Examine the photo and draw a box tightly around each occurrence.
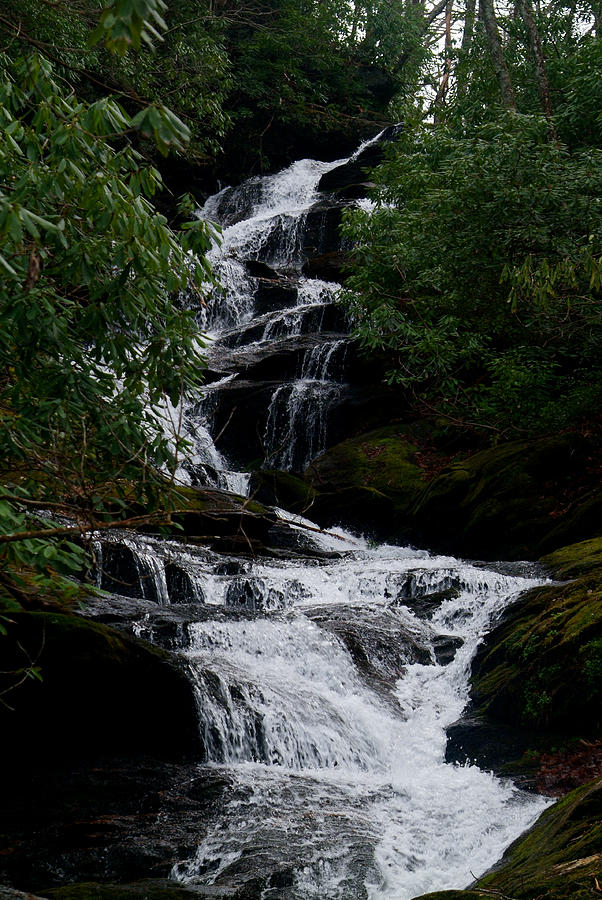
[0,761,231,894]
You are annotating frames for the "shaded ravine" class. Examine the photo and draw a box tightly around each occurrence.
[0,135,552,900]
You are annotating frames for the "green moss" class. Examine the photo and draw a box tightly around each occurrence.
[302,425,427,536]
[306,425,425,497]
[477,778,602,899]
[249,470,317,515]
[413,433,602,559]
[471,573,602,733]
[542,537,602,579]
[409,894,493,900]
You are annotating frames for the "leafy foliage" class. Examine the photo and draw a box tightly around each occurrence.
[343,114,602,434]
[0,49,215,608]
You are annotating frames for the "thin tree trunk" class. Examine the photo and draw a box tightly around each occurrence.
[479,0,517,109]
[461,0,477,50]
[515,0,557,135]
[455,0,477,102]
[433,0,454,120]
[593,0,602,37]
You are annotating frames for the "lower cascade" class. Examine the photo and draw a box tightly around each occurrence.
[105,527,549,899]
[85,134,552,897]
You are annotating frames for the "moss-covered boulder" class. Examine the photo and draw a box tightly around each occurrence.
[542,537,602,579]
[249,469,317,516]
[479,776,602,899]
[303,425,427,537]
[410,893,490,900]
[411,777,602,900]
[411,433,602,560]
[301,428,602,558]
[469,572,602,734]
[0,612,201,767]
[139,483,331,557]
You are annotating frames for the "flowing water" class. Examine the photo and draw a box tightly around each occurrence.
[105,136,550,897]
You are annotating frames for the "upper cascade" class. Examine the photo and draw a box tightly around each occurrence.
[177,133,396,486]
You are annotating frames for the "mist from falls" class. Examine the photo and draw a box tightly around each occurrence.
[116,135,550,898]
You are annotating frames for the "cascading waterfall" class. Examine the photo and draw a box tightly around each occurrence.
[180,148,356,478]
[105,523,549,898]
[97,134,552,898]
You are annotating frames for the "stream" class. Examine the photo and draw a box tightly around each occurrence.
[95,134,549,898]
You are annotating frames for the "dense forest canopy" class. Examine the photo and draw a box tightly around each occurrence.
[343,0,602,437]
[1,0,601,612]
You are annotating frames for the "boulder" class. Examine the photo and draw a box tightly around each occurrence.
[249,469,317,516]
[302,250,348,282]
[303,425,427,537]
[411,433,602,560]
[44,883,203,899]
[0,760,229,893]
[316,123,402,195]
[304,604,435,689]
[0,612,202,767]
[468,547,602,735]
[252,277,299,316]
[302,199,347,259]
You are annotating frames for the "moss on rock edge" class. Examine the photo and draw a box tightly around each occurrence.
[470,569,602,734]
[411,778,602,900]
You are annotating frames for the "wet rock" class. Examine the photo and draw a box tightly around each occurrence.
[306,604,434,688]
[225,577,272,611]
[394,572,463,610]
[445,714,547,782]
[264,523,343,559]
[0,889,49,900]
[0,612,202,768]
[98,542,156,602]
[316,124,402,196]
[469,560,602,735]
[302,199,346,260]
[165,563,202,604]
[432,634,463,665]
[44,882,203,899]
[218,302,347,351]
[302,250,348,282]
[210,379,275,465]
[204,180,264,227]
[0,761,230,893]
[212,332,347,382]
[245,260,280,280]
[252,278,299,316]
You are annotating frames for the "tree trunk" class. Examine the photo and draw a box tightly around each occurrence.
[479,0,517,109]
[461,0,477,51]
[515,0,557,135]
[433,0,454,120]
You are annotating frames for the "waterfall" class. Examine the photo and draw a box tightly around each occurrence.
[93,519,549,898]
[178,146,355,481]
[83,134,550,898]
